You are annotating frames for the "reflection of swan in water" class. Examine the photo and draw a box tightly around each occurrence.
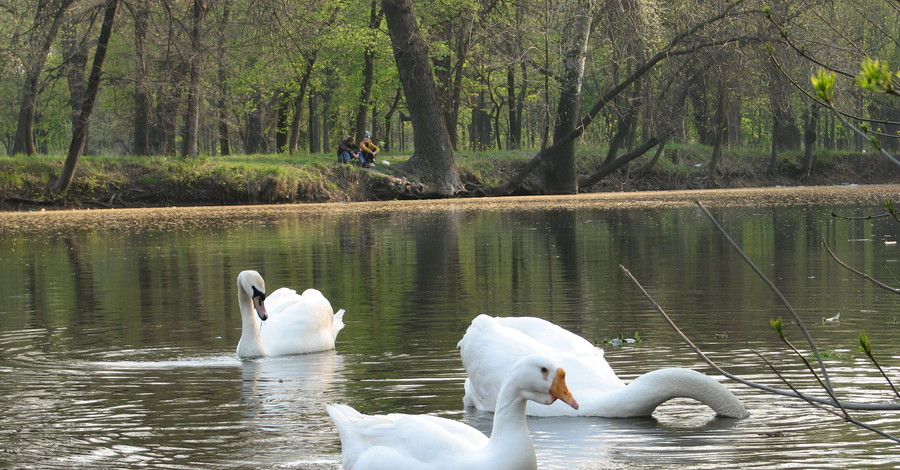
[327,354,578,470]
[459,315,748,418]
[241,352,346,419]
[236,270,345,358]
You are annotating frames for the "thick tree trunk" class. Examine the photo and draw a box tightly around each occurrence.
[382,0,461,195]
[245,91,264,154]
[800,104,819,176]
[708,80,727,180]
[308,94,321,154]
[11,0,75,155]
[182,0,208,158]
[542,0,594,194]
[52,0,118,194]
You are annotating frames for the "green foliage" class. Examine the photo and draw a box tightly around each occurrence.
[811,69,836,102]
[856,59,897,95]
[858,331,873,358]
[770,316,785,340]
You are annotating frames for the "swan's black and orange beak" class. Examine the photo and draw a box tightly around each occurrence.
[549,368,579,410]
[251,286,268,321]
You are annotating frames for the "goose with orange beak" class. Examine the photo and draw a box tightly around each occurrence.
[327,354,578,470]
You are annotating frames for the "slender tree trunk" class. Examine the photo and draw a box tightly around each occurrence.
[132,3,151,155]
[182,0,208,158]
[275,91,290,153]
[61,18,89,153]
[288,57,316,153]
[506,65,522,150]
[382,88,402,151]
[215,0,231,156]
[382,0,461,195]
[11,0,76,155]
[52,0,119,194]
[354,1,382,141]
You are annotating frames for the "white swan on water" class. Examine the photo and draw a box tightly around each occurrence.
[235,270,345,358]
[459,314,748,418]
[327,354,579,470]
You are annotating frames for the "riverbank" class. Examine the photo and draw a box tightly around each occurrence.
[1,148,897,211]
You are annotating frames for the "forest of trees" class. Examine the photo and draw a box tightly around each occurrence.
[0,0,897,195]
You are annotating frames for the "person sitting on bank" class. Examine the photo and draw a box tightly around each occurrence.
[359,131,380,168]
[337,136,360,164]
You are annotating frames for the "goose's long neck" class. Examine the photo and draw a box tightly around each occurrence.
[237,291,264,357]
[485,383,537,470]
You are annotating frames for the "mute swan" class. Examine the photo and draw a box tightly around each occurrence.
[459,314,748,418]
[235,270,345,358]
[327,354,578,470]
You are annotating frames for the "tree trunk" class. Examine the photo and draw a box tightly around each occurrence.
[382,88,402,151]
[11,0,76,155]
[288,57,316,153]
[182,0,208,158]
[768,119,778,173]
[61,18,89,153]
[542,0,594,194]
[132,3,151,155]
[52,0,118,194]
[245,92,264,154]
[800,104,819,175]
[354,1,382,141]
[382,0,461,195]
[308,93,321,153]
[708,80,727,180]
[215,0,231,156]
[506,65,522,150]
[275,91,290,153]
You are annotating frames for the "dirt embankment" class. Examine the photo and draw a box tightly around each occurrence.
[1,151,897,211]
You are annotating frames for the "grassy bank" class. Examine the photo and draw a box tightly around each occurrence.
[0,146,896,210]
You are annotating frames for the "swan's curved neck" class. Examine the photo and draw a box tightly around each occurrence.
[236,290,265,358]
[588,368,748,418]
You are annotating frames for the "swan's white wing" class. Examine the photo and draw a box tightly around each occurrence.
[260,288,340,355]
[327,404,487,470]
[459,315,627,416]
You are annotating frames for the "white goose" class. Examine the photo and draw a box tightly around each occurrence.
[327,354,578,470]
[235,270,345,358]
[459,314,748,418]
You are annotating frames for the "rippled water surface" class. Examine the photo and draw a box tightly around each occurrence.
[1,186,899,469]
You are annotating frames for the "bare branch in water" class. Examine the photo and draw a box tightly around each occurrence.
[822,237,900,294]
[694,201,834,393]
[619,264,900,412]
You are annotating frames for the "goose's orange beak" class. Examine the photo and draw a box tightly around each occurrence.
[550,368,579,409]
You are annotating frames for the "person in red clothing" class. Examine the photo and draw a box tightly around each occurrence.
[359,131,380,168]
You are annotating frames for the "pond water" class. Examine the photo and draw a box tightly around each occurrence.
[1,186,899,469]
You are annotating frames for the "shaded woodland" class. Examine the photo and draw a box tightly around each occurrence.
[0,0,897,196]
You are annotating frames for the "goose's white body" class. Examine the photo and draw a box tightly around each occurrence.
[327,354,579,470]
[235,270,345,358]
[459,314,748,418]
